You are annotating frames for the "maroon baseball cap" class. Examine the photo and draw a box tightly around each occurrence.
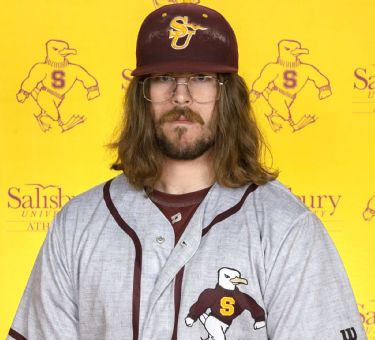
[131,3,238,76]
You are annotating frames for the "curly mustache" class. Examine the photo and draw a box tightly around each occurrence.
[158,107,205,125]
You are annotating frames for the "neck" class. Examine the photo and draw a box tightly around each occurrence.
[277,57,301,68]
[45,57,69,68]
[154,152,215,194]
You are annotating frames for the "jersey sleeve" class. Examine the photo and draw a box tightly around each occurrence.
[263,212,367,339]
[7,210,78,340]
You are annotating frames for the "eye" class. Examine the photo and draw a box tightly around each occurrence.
[224,274,230,278]
[159,75,173,82]
[190,75,214,84]
[196,75,210,81]
[152,75,174,84]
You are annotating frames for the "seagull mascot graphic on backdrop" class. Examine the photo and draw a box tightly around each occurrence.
[185,267,266,340]
[250,39,331,132]
[16,39,100,132]
[363,195,375,221]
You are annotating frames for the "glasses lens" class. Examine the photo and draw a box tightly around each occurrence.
[188,76,219,103]
[143,76,175,103]
[143,75,221,103]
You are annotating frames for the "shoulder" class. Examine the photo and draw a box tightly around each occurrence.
[59,178,107,218]
[252,179,308,219]
[247,180,329,267]
[67,63,88,71]
[249,180,321,248]
[28,62,47,72]
[212,180,313,240]
[211,180,308,226]
[53,174,136,233]
[260,62,279,71]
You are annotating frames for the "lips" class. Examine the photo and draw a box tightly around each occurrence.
[175,115,192,122]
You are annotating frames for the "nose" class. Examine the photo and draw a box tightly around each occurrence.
[172,79,193,106]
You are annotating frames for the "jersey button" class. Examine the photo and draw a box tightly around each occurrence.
[156,236,165,244]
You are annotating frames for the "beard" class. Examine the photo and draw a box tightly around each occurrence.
[155,107,215,160]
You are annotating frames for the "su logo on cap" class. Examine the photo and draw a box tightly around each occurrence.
[169,16,207,50]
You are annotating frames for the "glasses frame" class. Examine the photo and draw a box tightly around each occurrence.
[141,75,225,104]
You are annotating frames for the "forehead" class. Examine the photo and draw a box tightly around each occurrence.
[149,72,217,77]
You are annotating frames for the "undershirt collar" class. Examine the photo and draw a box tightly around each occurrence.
[148,186,212,207]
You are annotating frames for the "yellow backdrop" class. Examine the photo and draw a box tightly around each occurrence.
[1,0,374,338]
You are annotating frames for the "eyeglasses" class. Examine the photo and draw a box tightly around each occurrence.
[142,75,225,104]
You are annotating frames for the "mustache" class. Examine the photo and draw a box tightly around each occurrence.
[158,107,205,125]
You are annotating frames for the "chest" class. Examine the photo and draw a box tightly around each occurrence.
[74,211,266,340]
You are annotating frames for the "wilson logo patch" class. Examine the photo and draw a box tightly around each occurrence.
[340,327,357,340]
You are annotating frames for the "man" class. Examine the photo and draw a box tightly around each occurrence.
[8,2,366,340]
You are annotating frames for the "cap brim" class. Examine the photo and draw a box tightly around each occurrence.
[131,60,238,76]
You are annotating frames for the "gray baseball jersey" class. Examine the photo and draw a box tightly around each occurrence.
[8,174,366,340]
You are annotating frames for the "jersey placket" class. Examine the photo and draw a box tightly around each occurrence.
[141,187,216,339]
[105,179,176,340]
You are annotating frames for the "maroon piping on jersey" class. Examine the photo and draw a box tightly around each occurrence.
[8,328,27,340]
[171,267,185,340]
[8,181,257,340]
[171,183,258,340]
[103,179,142,340]
[202,183,258,236]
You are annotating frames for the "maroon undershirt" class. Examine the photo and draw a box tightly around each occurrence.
[148,186,212,244]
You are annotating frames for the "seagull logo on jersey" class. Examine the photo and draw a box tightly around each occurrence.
[250,39,332,133]
[16,39,100,133]
[363,195,375,221]
[185,267,266,339]
[169,16,207,50]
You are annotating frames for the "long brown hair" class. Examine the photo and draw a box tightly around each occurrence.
[110,73,278,190]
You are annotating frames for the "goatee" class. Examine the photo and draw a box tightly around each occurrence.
[155,107,215,160]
